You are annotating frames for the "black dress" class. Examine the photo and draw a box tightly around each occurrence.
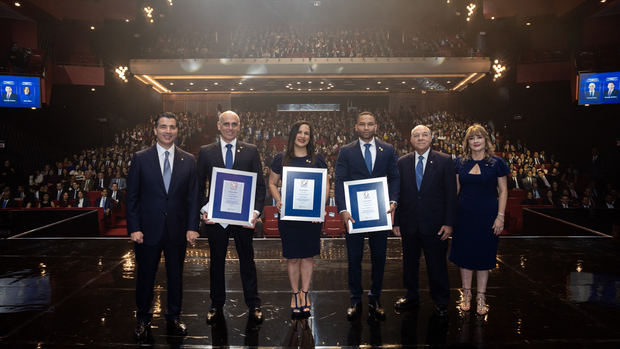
[270,153,327,259]
[449,155,509,270]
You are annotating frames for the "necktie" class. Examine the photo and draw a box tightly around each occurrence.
[416,155,424,191]
[225,144,233,169]
[364,143,372,174]
[101,197,105,207]
[2,200,6,208]
[163,150,171,193]
[57,191,61,201]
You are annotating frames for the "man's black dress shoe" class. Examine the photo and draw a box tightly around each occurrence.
[346,302,362,321]
[206,307,224,325]
[368,300,386,321]
[166,318,188,336]
[394,297,420,312]
[134,320,151,340]
[433,303,449,317]
[249,307,264,324]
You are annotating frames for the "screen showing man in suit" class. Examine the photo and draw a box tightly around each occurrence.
[2,85,18,102]
[126,112,199,339]
[604,81,618,99]
[585,82,599,100]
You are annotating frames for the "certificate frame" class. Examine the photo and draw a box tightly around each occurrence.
[343,177,392,234]
[281,166,328,222]
[207,167,257,226]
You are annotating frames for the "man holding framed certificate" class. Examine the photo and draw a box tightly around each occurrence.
[335,111,400,321]
[197,111,266,324]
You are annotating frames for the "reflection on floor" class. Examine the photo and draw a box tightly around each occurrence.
[0,237,619,347]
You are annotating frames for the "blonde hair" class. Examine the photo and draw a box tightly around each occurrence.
[462,124,495,161]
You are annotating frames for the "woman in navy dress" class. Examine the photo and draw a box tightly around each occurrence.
[449,124,508,315]
[268,120,328,318]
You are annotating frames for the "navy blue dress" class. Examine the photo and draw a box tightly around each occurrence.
[271,153,327,259]
[449,155,509,270]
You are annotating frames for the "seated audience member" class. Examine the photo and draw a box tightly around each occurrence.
[95,172,108,191]
[95,188,113,216]
[558,194,572,209]
[73,191,91,208]
[68,182,81,200]
[521,191,538,205]
[603,193,615,209]
[58,192,73,208]
[508,170,521,190]
[530,182,543,200]
[38,193,55,208]
[14,185,26,200]
[109,170,127,190]
[1,191,16,208]
[23,186,38,208]
[53,182,66,202]
[580,196,593,209]
[542,190,555,206]
[109,182,124,208]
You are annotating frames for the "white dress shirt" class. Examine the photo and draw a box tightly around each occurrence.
[358,138,377,171]
[156,143,175,176]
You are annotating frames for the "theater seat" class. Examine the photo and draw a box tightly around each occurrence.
[323,206,345,238]
[262,206,279,237]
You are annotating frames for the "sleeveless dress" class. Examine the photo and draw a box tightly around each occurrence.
[270,153,327,259]
[449,155,509,270]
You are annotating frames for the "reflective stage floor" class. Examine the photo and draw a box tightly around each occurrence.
[1,237,619,348]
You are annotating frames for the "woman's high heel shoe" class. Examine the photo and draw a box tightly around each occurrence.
[301,290,311,318]
[291,291,302,318]
[457,288,472,311]
[476,292,489,315]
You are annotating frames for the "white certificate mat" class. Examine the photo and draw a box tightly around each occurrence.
[343,176,392,234]
[281,166,327,222]
[207,167,257,226]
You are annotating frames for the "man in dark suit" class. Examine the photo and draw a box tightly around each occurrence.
[604,81,618,98]
[109,182,124,208]
[197,110,266,325]
[126,112,199,339]
[393,125,457,317]
[95,188,114,216]
[2,85,18,102]
[508,170,521,190]
[52,182,66,202]
[1,191,16,208]
[95,172,108,191]
[335,111,400,321]
[584,82,599,100]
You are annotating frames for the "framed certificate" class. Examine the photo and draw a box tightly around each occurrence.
[207,167,257,226]
[343,177,392,234]
[281,166,328,222]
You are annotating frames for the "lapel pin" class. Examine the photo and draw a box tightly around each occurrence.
[306,159,311,163]
[181,157,184,161]
[378,147,383,151]
[430,160,433,164]
[237,149,241,153]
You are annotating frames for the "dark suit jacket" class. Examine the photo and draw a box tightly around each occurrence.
[126,145,199,246]
[2,93,17,102]
[1,198,16,208]
[604,89,618,97]
[95,196,114,211]
[335,138,400,212]
[197,140,266,214]
[394,150,457,235]
[73,198,91,208]
[95,178,109,191]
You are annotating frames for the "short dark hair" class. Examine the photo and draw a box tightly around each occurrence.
[154,112,177,126]
[357,111,376,122]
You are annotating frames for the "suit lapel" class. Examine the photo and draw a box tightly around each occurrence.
[214,141,226,168]
[352,140,369,175]
[168,148,184,194]
[150,146,167,194]
[419,150,437,193]
[233,141,245,169]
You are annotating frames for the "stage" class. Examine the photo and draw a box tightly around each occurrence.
[0,236,619,348]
